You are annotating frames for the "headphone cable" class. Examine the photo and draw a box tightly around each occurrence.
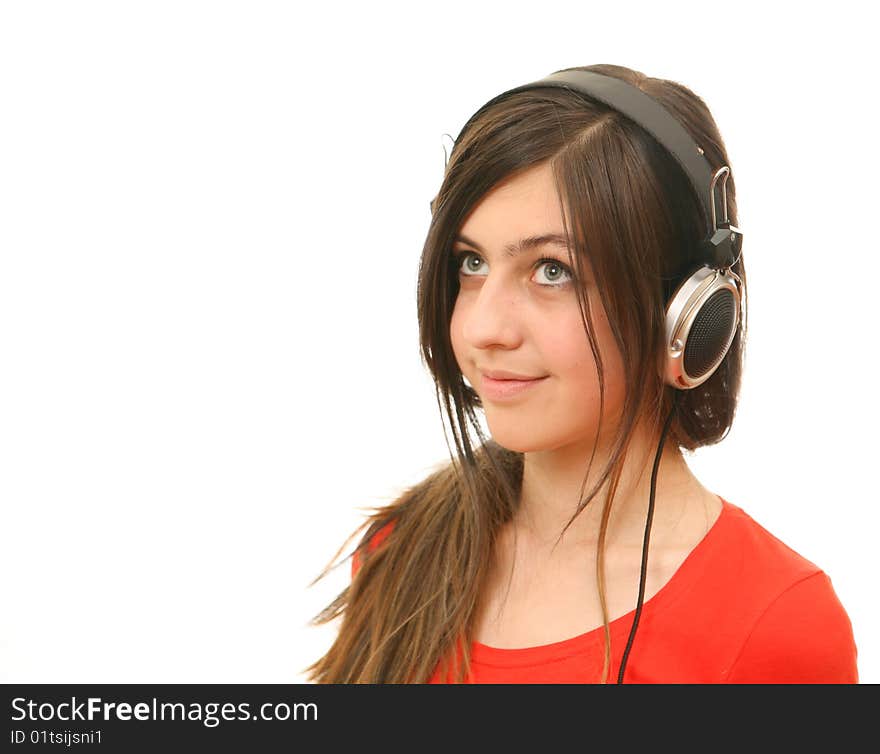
[616,390,680,683]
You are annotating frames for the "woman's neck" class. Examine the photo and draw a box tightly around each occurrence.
[512,422,711,555]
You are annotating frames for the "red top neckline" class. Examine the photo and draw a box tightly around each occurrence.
[469,495,730,668]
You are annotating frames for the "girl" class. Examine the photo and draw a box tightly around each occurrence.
[304,63,858,683]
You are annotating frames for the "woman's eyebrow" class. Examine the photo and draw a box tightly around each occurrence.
[454,233,570,258]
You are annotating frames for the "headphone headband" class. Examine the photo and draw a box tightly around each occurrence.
[454,69,742,270]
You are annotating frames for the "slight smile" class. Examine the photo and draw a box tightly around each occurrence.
[479,372,549,401]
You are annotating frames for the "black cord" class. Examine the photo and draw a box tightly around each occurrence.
[616,390,680,684]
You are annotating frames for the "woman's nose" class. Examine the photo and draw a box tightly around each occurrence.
[459,274,525,350]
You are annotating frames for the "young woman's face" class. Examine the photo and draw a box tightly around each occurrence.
[449,161,626,454]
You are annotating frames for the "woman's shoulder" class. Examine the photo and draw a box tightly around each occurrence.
[700,499,858,681]
[685,497,843,633]
[716,498,825,580]
[723,566,859,682]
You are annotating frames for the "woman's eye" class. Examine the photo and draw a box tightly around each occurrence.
[457,252,485,276]
[452,251,573,288]
[534,259,572,286]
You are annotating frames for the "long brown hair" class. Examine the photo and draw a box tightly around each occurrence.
[304,63,748,683]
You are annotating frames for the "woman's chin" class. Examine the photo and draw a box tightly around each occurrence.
[485,424,548,454]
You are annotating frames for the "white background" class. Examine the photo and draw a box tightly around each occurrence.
[1,1,876,684]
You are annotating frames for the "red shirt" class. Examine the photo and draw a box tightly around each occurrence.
[352,498,858,683]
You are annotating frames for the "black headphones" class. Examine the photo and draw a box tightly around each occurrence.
[450,68,744,390]
[447,68,745,683]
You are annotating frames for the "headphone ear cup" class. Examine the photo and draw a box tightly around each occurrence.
[662,266,741,390]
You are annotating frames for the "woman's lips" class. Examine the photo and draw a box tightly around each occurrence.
[479,373,548,400]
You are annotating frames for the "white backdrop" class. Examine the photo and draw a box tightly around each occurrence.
[1,1,876,684]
